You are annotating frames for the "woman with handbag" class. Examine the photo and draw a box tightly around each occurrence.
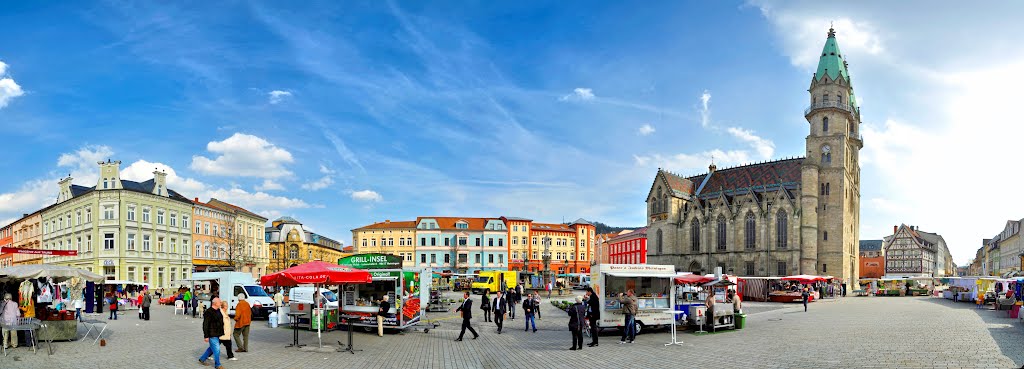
[567,295,586,350]
[480,290,491,322]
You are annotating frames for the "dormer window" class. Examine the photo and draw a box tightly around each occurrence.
[456,222,468,229]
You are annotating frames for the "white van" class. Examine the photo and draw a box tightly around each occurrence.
[191,272,276,318]
[289,287,339,310]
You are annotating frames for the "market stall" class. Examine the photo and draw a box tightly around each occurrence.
[769,275,824,303]
[592,264,675,336]
[259,261,372,348]
[673,273,713,323]
[336,254,429,332]
[0,264,105,351]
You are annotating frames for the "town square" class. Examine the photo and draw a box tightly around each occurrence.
[2,2,1024,369]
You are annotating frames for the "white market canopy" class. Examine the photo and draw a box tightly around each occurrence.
[0,264,105,283]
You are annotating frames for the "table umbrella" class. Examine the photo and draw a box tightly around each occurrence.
[781,275,826,284]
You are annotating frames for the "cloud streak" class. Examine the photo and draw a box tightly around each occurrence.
[0,61,25,109]
[638,124,655,136]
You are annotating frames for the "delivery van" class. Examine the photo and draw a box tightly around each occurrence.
[191,272,276,318]
[471,271,518,294]
[289,287,340,310]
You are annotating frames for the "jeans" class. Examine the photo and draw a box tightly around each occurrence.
[621,314,635,342]
[200,337,222,367]
[482,309,491,322]
[524,314,536,331]
[75,308,82,322]
[109,307,117,320]
[233,325,250,351]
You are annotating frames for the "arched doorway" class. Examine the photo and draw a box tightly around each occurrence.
[688,261,702,274]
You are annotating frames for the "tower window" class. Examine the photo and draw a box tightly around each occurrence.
[823,231,828,241]
[823,117,829,132]
[823,94,829,103]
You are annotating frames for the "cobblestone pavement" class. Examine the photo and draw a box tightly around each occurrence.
[3,294,1022,369]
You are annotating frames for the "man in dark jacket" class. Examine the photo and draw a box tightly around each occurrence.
[492,290,506,334]
[507,287,517,320]
[141,291,152,321]
[523,293,537,332]
[585,287,601,347]
[454,291,478,341]
[199,298,225,368]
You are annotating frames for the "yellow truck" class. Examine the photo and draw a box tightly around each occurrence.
[471,271,519,294]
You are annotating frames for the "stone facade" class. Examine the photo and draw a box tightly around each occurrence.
[646,28,862,289]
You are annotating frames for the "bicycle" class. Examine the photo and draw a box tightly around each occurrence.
[582,317,592,338]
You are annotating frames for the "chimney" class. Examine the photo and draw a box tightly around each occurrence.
[152,169,168,197]
[57,175,74,204]
[96,159,123,190]
[893,225,897,234]
[194,197,199,202]
[385,220,390,224]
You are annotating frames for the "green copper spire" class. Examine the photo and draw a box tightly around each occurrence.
[815,27,857,108]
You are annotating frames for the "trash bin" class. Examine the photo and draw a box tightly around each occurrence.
[734,314,746,329]
[269,312,279,328]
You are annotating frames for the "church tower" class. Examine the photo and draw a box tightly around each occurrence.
[800,27,863,286]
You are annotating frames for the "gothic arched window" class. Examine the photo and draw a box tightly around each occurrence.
[745,212,756,250]
[776,210,788,249]
[823,117,829,132]
[656,229,663,254]
[825,183,830,196]
[716,216,727,251]
[690,219,700,252]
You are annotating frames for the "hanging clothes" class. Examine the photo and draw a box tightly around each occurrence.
[19,280,36,318]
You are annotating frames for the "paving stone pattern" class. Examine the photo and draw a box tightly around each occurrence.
[2,293,1022,369]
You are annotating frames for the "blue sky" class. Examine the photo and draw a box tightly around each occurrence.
[2,1,1023,265]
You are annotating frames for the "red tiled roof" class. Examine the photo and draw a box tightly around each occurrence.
[662,172,696,196]
[207,198,267,220]
[530,222,575,233]
[687,158,803,197]
[354,220,418,230]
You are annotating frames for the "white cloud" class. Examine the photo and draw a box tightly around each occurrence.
[190,133,294,178]
[350,189,382,202]
[121,159,207,195]
[319,164,335,174]
[756,6,884,70]
[0,61,24,109]
[699,90,711,127]
[559,87,595,101]
[255,179,285,191]
[637,124,655,136]
[1,146,116,220]
[301,176,333,191]
[205,187,311,209]
[0,178,54,214]
[726,127,775,159]
[268,90,292,104]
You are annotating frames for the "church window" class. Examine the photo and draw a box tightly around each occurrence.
[823,231,829,241]
[823,263,828,273]
[691,219,700,252]
[777,261,787,276]
[744,212,756,250]
[656,229,663,254]
[837,94,843,104]
[823,117,829,132]
[716,216,727,251]
[820,183,825,196]
[823,94,829,103]
[826,183,830,196]
[746,262,755,276]
[776,210,788,249]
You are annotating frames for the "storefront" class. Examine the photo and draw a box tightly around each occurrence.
[338,253,429,330]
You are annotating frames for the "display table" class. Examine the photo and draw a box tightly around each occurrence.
[664,310,686,346]
[36,319,78,341]
[286,312,306,348]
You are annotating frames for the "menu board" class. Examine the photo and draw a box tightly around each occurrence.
[344,291,355,306]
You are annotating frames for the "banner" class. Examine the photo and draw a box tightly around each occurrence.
[338,253,403,269]
[0,247,78,256]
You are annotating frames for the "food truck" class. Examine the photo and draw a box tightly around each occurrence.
[337,253,430,330]
[591,264,676,335]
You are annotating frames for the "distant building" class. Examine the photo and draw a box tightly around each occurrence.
[0,223,12,267]
[859,240,884,279]
[990,220,1022,276]
[882,224,952,278]
[594,232,619,265]
[608,228,647,265]
[266,216,345,273]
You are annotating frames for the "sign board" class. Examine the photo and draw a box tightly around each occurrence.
[0,247,78,256]
[103,259,115,266]
[338,253,403,270]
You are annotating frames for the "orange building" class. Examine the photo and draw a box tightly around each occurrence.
[859,240,884,279]
[10,210,43,265]
[502,217,595,274]
[0,222,13,267]
[191,198,235,272]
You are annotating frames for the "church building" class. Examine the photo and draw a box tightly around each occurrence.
[645,27,863,290]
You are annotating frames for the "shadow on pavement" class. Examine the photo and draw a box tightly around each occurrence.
[923,297,1024,367]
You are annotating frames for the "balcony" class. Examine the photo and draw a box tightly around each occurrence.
[804,101,859,116]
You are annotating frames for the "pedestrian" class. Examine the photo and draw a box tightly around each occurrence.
[183,288,192,315]
[73,297,84,322]
[480,290,491,323]
[199,298,225,369]
[547,281,552,298]
[376,295,391,337]
[234,293,252,352]
[192,292,201,318]
[107,293,118,320]
[142,290,152,321]
[507,287,517,320]
[585,287,600,347]
[454,291,478,341]
[274,289,284,317]
[523,293,537,332]
[568,295,586,350]
[801,287,810,312]
[704,290,716,330]
[492,290,506,334]
[219,300,237,361]
[1,293,21,350]
[731,290,742,314]
[533,293,542,320]
[619,289,637,343]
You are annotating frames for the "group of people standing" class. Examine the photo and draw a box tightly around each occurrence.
[199,294,253,369]
[455,284,543,341]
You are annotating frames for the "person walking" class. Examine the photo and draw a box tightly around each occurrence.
[1,293,21,350]
[533,293,542,320]
[219,300,237,361]
[547,281,552,298]
[454,291,478,341]
[234,293,252,352]
[492,290,506,334]
[507,287,517,320]
[801,287,810,312]
[480,290,491,323]
[523,293,537,332]
[274,290,284,317]
[73,297,84,322]
[107,293,118,320]
[567,295,586,350]
[142,290,152,321]
[619,289,637,343]
[585,287,600,347]
[183,288,192,316]
[199,298,225,369]
[376,295,391,337]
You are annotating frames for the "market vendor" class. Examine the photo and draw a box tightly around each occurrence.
[704,291,715,328]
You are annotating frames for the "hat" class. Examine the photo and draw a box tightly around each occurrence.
[575,296,583,303]
[237,293,246,300]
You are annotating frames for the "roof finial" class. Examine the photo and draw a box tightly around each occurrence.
[828,23,835,38]
[709,155,717,173]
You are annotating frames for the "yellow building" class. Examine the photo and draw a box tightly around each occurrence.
[207,199,270,279]
[190,198,235,273]
[351,220,417,265]
[266,217,345,273]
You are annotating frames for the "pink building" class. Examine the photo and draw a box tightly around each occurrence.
[608,228,647,264]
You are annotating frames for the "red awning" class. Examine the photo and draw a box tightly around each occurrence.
[260,261,372,286]
[781,274,827,284]
[675,274,715,285]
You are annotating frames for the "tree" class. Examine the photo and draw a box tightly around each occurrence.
[224,232,256,273]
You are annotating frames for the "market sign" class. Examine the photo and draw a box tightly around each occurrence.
[0,246,78,256]
[338,253,402,270]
